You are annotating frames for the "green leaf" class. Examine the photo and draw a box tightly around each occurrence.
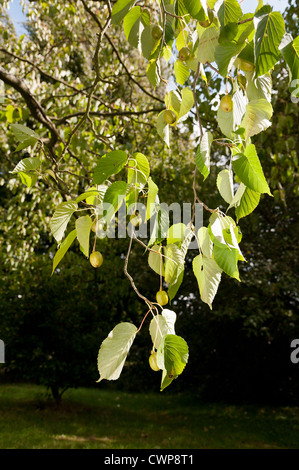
[97,323,138,382]
[174,59,190,85]
[146,177,159,220]
[167,90,182,115]
[217,105,234,138]
[156,110,170,147]
[167,223,187,246]
[141,25,161,60]
[148,206,169,246]
[227,182,246,211]
[216,169,234,204]
[245,71,272,102]
[280,34,299,98]
[111,0,136,25]
[123,6,150,50]
[233,89,247,127]
[146,60,160,89]
[237,41,255,64]
[10,123,40,142]
[157,334,189,391]
[178,87,194,119]
[193,253,222,309]
[149,309,176,350]
[75,215,93,258]
[197,26,219,64]
[168,266,184,302]
[180,224,194,258]
[215,41,245,77]
[208,212,243,261]
[182,0,206,21]
[176,29,189,52]
[219,22,238,43]
[197,226,213,258]
[52,229,77,275]
[148,244,165,277]
[50,201,78,243]
[235,14,255,44]
[164,244,184,286]
[213,240,240,281]
[235,186,261,220]
[127,152,150,188]
[218,0,242,26]
[6,104,15,123]
[18,171,38,188]
[254,8,285,76]
[232,144,271,195]
[195,131,213,180]
[75,189,100,204]
[103,181,128,224]
[15,137,38,152]
[93,150,128,185]
[168,225,193,300]
[240,99,273,140]
[86,185,108,205]
[175,0,190,18]
[11,156,40,174]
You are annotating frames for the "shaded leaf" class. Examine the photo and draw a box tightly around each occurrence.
[111,0,136,25]
[232,144,271,195]
[10,123,40,142]
[254,8,285,76]
[157,334,189,391]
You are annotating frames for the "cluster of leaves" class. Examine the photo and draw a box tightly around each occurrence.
[2,0,299,391]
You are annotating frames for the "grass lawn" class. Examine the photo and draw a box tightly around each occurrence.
[0,383,298,449]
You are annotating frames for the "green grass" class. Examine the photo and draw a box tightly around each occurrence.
[0,383,299,449]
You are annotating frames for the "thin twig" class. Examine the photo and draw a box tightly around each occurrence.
[124,235,155,308]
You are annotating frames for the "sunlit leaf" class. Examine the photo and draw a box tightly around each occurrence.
[50,201,78,243]
[97,323,137,382]
[52,229,77,275]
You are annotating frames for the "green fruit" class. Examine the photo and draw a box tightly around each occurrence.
[156,290,168,306]
[164,109,176,125]
[149,352,160,371]
[90,251,103,268]
[130,212,142,227]
[178,47,190,62]
[199,20,210,28]
[220,95,233,113]
[91,219,105,234]
[238,59,255,72]
[91,219,97,232]
[151,24,163,40]
[237,74,247,88]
